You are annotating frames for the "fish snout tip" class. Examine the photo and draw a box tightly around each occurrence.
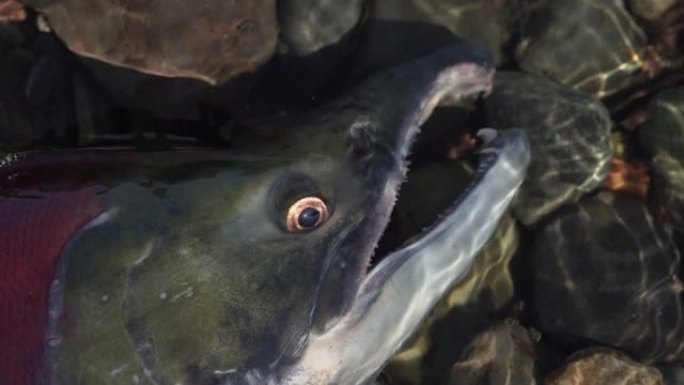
[503,128,532,170]
[476,128,531,169]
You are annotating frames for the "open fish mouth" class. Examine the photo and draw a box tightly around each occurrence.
[275,46,531,384]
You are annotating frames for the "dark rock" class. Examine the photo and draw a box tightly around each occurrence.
[0,21,79,150]
[639,87,684,234]
[24,51,68,105]
[348,0,508,84]
[484,71,612,225]
[375,0,508,63]
[628,0,677,21]
[278,0,365,56]
[516,0,647,98]
[0,48,32,98]
[0,20,26,54]
[531,192,684,363]
[660,361,684,385]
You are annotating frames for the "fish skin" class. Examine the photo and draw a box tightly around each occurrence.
[0,187,105,385]
[0,41,529,385]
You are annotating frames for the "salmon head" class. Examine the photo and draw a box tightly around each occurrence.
[0,42,529,385]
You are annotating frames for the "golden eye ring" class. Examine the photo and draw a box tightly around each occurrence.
[286,197,329,232]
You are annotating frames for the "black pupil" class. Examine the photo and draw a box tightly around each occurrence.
[298,207,321,228]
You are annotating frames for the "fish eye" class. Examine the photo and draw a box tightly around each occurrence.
[286,197,329,232]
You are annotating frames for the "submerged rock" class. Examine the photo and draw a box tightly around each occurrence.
[0,27,76,151]
[381,0,509,63]
[546,348,664,385]
[516,0,647,98]
[348,0,508,84]
[530,192,684,363]
[640,87,684,234]
[484,71,612,225]
[448,320,540,385]
[278,0,365,56]
[628,0,678,21]
[22,0,279,85]
[0,0,24,21]
[660,361,684,385]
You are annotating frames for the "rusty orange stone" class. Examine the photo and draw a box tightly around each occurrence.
[0,0,26,21]
[603,157,650,198]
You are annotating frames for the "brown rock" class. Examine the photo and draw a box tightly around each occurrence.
[530,192,684,363]
[449,320,539,385]
[22,0,278,84]
[546,349,664,385]
[0,0,25,21]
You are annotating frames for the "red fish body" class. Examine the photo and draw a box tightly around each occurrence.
[0,155,106,385]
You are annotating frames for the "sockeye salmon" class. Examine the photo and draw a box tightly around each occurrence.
[0,42,529,385]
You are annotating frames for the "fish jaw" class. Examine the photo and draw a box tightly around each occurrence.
[301,42,497,334]
[281,129,530,385]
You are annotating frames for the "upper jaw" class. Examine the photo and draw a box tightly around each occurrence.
[348,41,495,159]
